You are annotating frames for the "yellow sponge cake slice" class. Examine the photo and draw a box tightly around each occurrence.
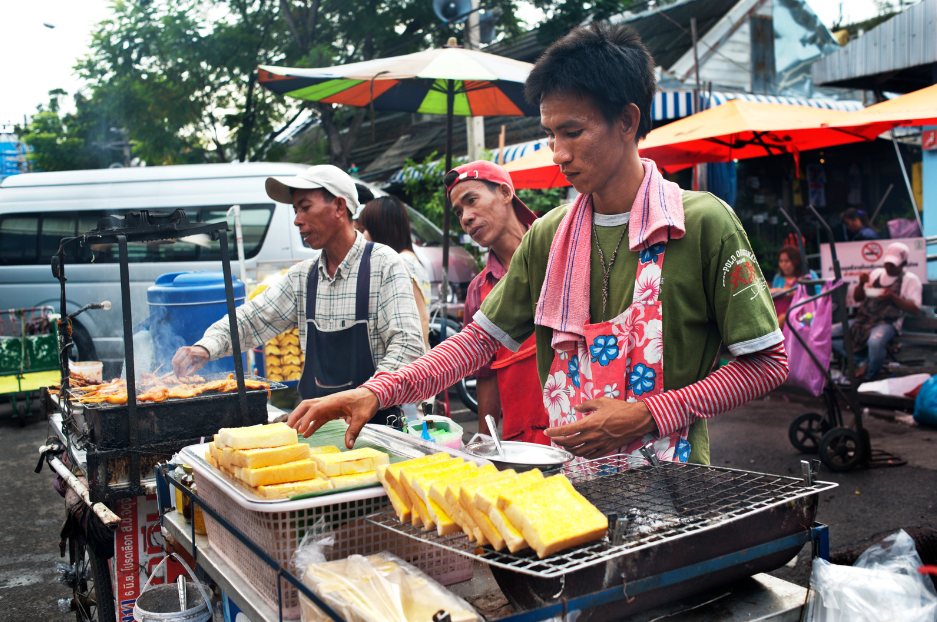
[217,422,297,450]
[308,445,341,455]
[327,471,380,490]
[501,474,608,559]
[234,459,318,487]
[224,443,310,470]
[400,460,470,528]
[408,463,478,532]
[251,478,332,499]
[313,448,389,477]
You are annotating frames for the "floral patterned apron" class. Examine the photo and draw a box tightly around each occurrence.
[541,242,692,463]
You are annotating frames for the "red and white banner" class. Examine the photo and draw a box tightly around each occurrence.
[111,495,184,621]
[820,238,928,306]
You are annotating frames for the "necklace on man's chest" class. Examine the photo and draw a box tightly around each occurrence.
[592,220,629,321]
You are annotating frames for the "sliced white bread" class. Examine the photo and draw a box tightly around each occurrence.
[216,422,297,450]
[234,459,318,487]
[501,474,608,559]
[313,447,389,477]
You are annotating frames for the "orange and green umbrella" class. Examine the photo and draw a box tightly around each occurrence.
[258,45,537,117]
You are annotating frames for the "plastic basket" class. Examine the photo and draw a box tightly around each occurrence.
[195,472,472,619]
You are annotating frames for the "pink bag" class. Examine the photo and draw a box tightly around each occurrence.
[782,281,837,396]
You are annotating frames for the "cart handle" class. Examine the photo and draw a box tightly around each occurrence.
[783,283,860,412]
[37,442,121,528]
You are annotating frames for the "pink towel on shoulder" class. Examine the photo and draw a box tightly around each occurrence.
[534,159,685,346]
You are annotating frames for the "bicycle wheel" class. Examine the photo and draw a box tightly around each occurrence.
[457,377,478,413]
[68,536,116,622]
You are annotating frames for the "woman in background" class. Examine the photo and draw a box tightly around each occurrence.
[357,196,431,350]
[770,245,816,326]
[841,208,880,242]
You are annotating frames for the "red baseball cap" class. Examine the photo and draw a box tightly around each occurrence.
[445,160,537,227]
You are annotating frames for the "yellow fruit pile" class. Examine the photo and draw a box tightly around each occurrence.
[376,453,608,559]
[265,328,303,382]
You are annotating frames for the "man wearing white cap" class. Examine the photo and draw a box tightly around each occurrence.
[836,242,922,380]
[172,165,425,425]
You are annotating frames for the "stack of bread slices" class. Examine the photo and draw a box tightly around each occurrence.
[205,422,389,499]
[377,453,608,559]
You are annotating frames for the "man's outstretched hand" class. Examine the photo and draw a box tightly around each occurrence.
[287,388,380,448]
[172,346,210,377]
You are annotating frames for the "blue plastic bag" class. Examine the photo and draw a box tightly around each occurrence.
[913,375,937,427]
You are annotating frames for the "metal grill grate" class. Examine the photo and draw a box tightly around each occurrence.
[366,455,837,578]
[66,373,286,409]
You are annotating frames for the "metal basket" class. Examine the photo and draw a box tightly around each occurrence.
[195,471,472,619]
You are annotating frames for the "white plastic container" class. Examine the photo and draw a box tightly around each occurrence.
[69,360,103,382]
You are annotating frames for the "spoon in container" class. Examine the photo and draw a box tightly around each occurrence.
[484,414,505,458]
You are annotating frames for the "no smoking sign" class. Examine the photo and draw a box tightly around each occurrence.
[862,242,883,262]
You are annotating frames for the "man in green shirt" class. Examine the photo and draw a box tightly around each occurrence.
[286,21,788,461]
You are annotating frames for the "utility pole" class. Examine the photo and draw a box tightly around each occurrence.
[690,17,707,192]
[464,0,485,162]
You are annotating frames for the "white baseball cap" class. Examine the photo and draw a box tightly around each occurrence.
[265,165,360,215]
[883,242,909,267]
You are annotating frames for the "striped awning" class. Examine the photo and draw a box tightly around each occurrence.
[386,92,864,183]
[386,138,547,185]
[652,90,863,121]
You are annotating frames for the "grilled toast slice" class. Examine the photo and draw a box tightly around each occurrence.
[377,464,412,522]
[429,465,499,539]
[234,459,318,487]
[308,445,341,455]
[408,463,478,533]
[475,469,544,553]
[313,447,389,477]
[458,470,517,548]
[501,474,608,559]
[217,422,297,450]
[401,460,471,529]
[382,453,452,506]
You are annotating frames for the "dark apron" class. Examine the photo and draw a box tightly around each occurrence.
[298,242,398,427]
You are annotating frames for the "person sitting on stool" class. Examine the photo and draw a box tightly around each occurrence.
[832,242,922,381]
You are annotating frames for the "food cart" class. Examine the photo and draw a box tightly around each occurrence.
[36,206,838,622]
[156,421,836,622]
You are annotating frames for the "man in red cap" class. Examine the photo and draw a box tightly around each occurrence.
[445,161,550,443]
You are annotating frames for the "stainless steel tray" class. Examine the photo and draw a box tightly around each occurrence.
[365,455,837,579]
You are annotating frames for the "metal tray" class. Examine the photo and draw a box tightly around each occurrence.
[365,455,837,579]
[180,443,386,509]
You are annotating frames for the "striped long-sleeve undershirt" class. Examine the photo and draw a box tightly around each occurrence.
[362,323,789,436]
[363,323,500,407]
[643,342,789,435]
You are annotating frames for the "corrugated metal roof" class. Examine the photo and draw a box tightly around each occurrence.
[811,0,937,92]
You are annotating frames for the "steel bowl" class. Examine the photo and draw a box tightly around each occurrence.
[463,440,573,472]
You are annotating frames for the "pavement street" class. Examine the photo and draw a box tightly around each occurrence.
[2,388,935,620]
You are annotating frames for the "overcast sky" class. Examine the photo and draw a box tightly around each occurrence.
[0,0,892,131]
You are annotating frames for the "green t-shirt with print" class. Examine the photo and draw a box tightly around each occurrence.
[475,190,782,465]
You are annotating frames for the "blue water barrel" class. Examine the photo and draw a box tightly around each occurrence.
[147,271,247,375]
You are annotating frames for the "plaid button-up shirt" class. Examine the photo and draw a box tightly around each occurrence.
[197,232,425,378]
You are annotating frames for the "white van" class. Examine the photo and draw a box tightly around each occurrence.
[0,163,479,374]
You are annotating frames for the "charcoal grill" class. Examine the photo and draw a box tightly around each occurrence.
[52,209,272,501]
[366,455,836,621]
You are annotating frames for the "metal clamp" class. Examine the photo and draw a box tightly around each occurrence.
[607,512,627,546]
[801,459,820,486]
[639,445,660,467]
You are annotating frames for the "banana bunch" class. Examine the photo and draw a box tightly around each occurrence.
[264,328,303,382]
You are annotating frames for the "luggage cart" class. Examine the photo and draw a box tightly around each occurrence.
[0,306,59,424]
[780,206,906,472]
